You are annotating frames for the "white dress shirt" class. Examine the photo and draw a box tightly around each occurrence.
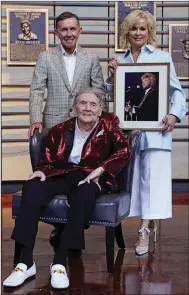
[61,45,77,87]
[68,119,99,164]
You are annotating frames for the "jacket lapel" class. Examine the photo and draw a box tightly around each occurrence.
[139,88,154,107]
[52,45,71,92]
[146,88,154,97]
[64,119,75,158]
[71,46,88,91]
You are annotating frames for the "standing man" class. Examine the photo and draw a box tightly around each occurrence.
[29,11,107,136]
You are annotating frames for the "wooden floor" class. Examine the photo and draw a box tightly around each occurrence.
[1,205,189,295]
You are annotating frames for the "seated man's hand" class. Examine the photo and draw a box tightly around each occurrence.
[78,167,104,186]
[28,171,46,181]
[28,122,43,138]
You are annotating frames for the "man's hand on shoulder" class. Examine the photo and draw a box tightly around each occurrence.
[28,122,43,137]
[108,57,119,83]
[28,171,46,181]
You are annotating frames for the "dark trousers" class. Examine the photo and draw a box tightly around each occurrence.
[11,171,101,258]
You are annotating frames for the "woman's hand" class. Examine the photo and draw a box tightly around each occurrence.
[161,114,177,132]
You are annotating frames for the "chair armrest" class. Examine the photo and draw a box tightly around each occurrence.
[29,129,48,171]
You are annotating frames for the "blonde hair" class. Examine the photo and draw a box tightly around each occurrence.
[120,10,156,50]
[141,72,156,87]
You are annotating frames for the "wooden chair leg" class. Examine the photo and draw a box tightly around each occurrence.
[105,226,115,273]
[13,220,22,267]
[113,249,125,291]
[115,223,125,249]
[114,248,125,271]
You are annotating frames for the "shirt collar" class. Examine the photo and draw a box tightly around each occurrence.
[75,117,99,137]
[124,44,155,57]
[61,44,77,56]
[145,87,152,94]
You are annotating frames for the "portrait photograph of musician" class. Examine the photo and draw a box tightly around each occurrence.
[124,72,159,121]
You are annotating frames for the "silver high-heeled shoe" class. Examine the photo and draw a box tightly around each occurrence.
[149,220,157,242]
[135,222,157,256]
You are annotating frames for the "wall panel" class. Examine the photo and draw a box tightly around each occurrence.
[1,1,189,181]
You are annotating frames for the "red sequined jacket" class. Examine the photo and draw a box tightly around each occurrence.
[35,112,132,192]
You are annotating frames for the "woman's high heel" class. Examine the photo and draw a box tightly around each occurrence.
[135,227,150,256]
[135,222,157,256]
[149,220,157,243]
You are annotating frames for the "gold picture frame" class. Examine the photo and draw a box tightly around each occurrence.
[115,1,156,52]
[7,8,48,65]
[114,63,170,130]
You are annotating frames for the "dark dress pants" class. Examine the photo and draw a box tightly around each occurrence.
[11,171,101,251]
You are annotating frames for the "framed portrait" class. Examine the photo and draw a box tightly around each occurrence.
[169,24,189,80]
[114,63,170,130]
[7,8,48,65]
[115,1,156,52]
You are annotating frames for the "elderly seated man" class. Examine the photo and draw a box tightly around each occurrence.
[3,88,132,289]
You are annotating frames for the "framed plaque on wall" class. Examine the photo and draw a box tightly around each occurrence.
[115,1,156,52]
[7,8,48,65]
[169,24,189,80]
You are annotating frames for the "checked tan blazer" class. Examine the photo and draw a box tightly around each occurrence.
[29,44,107,128]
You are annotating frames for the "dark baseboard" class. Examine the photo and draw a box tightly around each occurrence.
[1,181,24,194]
[1,179,189,194]
[172,179,189,192]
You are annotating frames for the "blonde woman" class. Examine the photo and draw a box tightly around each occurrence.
[106,10,186,255]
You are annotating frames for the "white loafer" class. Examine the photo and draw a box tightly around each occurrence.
[50,264,69,289]
[3,263,36,287]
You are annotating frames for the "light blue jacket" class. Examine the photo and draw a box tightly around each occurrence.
[106,45,187,151]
